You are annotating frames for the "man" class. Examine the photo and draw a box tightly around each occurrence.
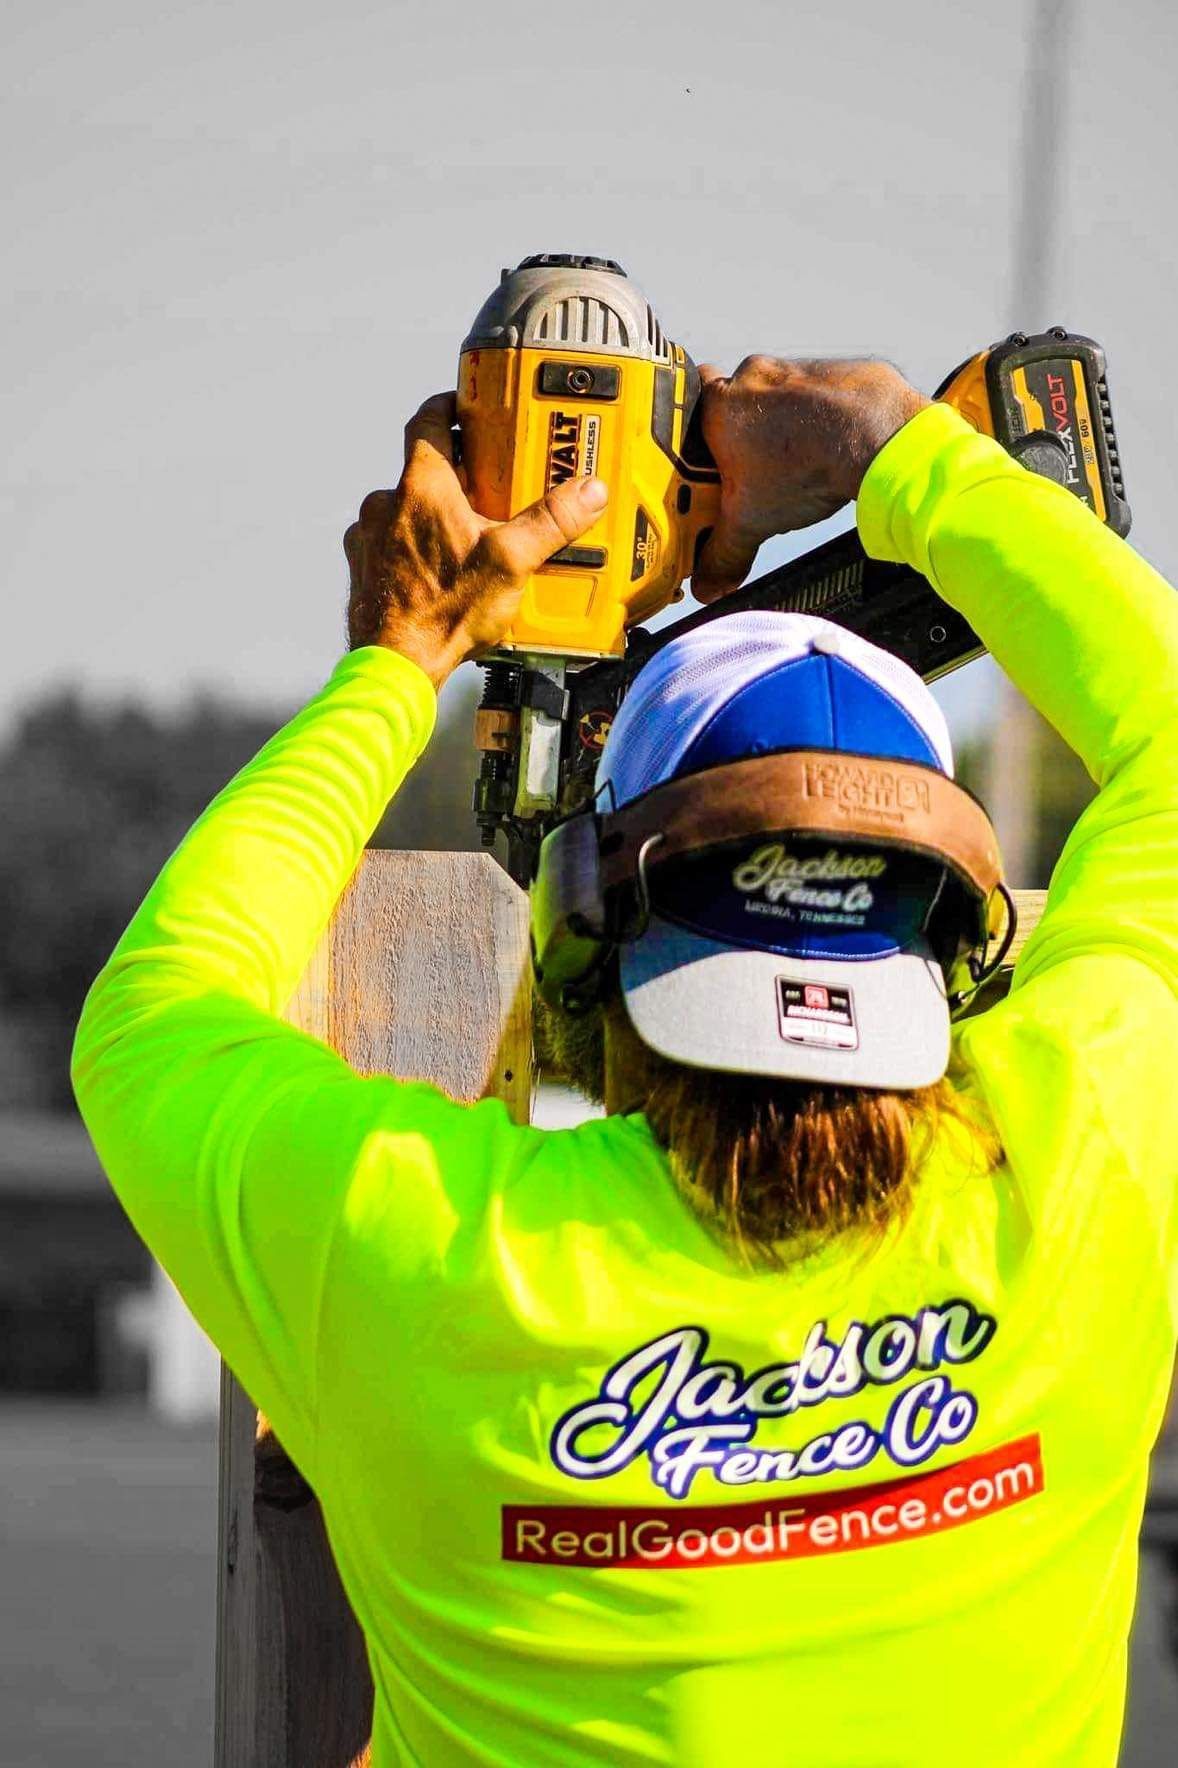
[72,356,1178,1766]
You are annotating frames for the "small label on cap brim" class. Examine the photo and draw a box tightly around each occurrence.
[777,978,858,1050]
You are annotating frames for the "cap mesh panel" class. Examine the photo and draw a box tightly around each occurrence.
[597,612,953,809]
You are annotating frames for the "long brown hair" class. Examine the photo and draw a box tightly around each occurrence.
[536,984,1000,1266]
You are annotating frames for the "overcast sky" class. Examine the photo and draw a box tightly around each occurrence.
[3,0,1175,748]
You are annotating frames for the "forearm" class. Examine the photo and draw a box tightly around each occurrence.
[66,645,436,1468]
[857,404,1178,784]
[857,404,1178,994]
[71,645,436,1096]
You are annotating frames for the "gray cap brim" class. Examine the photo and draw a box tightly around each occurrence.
[619,916,949,1090]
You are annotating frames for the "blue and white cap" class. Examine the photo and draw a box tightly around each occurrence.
[597,611,955,1089]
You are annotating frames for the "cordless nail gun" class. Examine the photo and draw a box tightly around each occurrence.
[458,254,1130,887]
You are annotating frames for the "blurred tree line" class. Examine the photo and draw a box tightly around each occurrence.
[954,704,1096,881]
[0,670,1089,1115]
[0,673,480,1111]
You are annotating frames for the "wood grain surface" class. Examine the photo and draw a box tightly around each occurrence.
[215,851,532,1768]
[1007,887,1046,963]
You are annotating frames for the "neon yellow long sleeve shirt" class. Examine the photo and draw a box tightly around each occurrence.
[72,404,1178,1767]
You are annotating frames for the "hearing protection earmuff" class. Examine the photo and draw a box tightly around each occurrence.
[530,748,1016,1017]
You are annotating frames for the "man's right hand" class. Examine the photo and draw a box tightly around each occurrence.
[344,391,607,688]
[692,357,928,602]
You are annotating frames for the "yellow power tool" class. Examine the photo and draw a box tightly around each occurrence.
[458,255,1129,881]
[458,252,721,661]
[934,329,1128,529]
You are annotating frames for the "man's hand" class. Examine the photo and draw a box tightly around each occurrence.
[345,391,608,688]
[692,357,928,602]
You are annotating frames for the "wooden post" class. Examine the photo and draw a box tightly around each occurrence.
[215,851,532,1768]
[1003,887,1045,965]
[214,875,1045,1764]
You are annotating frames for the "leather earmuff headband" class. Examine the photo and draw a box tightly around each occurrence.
[597,749,1003,906]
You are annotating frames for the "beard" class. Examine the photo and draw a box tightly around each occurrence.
[532,985,608,1106]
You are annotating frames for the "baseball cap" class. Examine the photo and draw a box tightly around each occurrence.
[596,611,956,1089]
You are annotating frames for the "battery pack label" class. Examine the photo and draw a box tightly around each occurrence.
[546,410,601,489]
[1014,360,1101,516]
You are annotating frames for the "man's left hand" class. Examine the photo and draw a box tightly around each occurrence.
[345,391,608,688]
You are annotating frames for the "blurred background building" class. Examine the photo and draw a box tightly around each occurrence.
[2,0,1176,1761]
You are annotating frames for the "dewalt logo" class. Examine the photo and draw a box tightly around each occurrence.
[546,410,580,486]
[546,409,600,489]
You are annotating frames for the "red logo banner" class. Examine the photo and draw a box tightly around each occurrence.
[503,1435,1043,1570]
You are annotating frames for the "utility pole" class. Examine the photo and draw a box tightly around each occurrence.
[985,0,1072,883]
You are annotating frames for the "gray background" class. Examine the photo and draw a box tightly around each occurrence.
[4,0,1175,743]
[3,1,1178,1763]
